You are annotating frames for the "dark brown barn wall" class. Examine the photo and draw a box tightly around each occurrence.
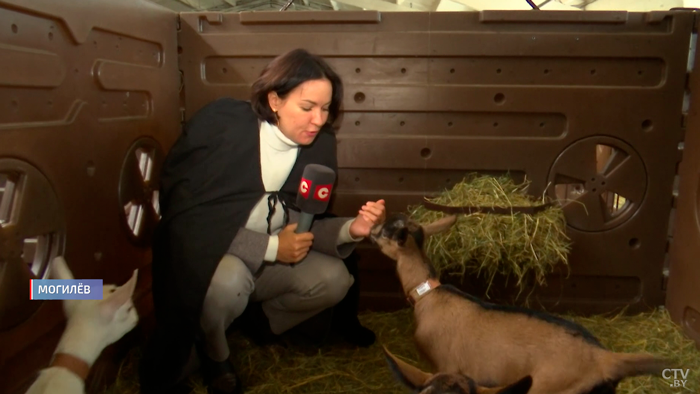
[0,0,180,392]
[178,10,694,314]
[667,14,700,350]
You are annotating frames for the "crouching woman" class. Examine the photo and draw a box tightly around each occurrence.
[138,48,385,394]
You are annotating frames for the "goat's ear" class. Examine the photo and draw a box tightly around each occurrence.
[99,269,138,322]
[382,346,432,390]
[422,215,457,237]
[478,375,532,394]
[49,256,74,280]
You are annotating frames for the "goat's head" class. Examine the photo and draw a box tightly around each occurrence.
[50,256,139,348]
[369,213,457,260]
[383,346,532,394]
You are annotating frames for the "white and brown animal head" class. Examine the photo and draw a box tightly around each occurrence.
[369,213,457,260]
[50,256,139,350]
[383,346,532,394]
[24,258,140,394]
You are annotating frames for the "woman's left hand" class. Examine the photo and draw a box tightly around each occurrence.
[349,199,386,239]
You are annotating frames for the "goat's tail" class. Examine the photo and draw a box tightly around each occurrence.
[606,352,671,380]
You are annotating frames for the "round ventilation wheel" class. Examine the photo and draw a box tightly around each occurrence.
[547,136,647,232]
[0,158,66,331]
[118,137,164,247]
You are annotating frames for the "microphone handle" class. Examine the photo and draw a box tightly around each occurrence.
[295,211,314,233]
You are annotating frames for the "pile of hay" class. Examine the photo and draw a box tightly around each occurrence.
[103,307,699,394]
[407,174,571,295]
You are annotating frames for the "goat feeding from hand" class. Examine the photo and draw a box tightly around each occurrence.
[383,345,533,394]
[25,256,139,394]
[369,213,670,394]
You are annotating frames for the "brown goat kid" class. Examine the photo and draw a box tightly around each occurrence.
[369,213,671,394]
[383,345,533,394]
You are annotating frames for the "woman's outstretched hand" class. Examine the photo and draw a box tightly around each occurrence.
[349,199,386,239]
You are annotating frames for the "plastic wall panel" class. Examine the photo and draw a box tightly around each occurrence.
[667,24,700,349]
[0,0,179,392]
[179,10,694,315]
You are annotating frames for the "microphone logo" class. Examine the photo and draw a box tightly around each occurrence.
[314,184,332,202]
[299,178,312,199]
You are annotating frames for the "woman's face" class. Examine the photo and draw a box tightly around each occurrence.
[268,78,332,145]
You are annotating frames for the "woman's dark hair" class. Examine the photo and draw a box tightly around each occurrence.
[251,48,343,125]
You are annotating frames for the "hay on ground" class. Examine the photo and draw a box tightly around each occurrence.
[407,173,571,296]
[564,307,700,393]
[103,307,699,394]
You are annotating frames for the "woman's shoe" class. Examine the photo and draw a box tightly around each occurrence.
[336,316,376,347]
[200,353,243,394]
[331,250,376,347]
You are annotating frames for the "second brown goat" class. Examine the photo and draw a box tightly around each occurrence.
[369,213,671,394]
[383,345,533,394]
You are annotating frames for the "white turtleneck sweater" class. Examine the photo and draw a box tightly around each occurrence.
[244,121,359,262]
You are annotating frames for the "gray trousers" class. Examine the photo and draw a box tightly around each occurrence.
[199,251,354,362]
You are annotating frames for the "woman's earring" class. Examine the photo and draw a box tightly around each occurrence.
[273,110,280,126]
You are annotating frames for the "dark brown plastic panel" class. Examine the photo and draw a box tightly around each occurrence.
[479,9,629,23]
[0,0,179,393]
[239,10,382,23]
[179,10,694,315]
[666,24,700,349]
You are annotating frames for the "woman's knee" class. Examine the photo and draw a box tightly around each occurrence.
[312,259,354,306]
[209,254,255,298]
[201,255,255,331]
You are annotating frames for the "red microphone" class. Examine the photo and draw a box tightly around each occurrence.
[295,164,336,233]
